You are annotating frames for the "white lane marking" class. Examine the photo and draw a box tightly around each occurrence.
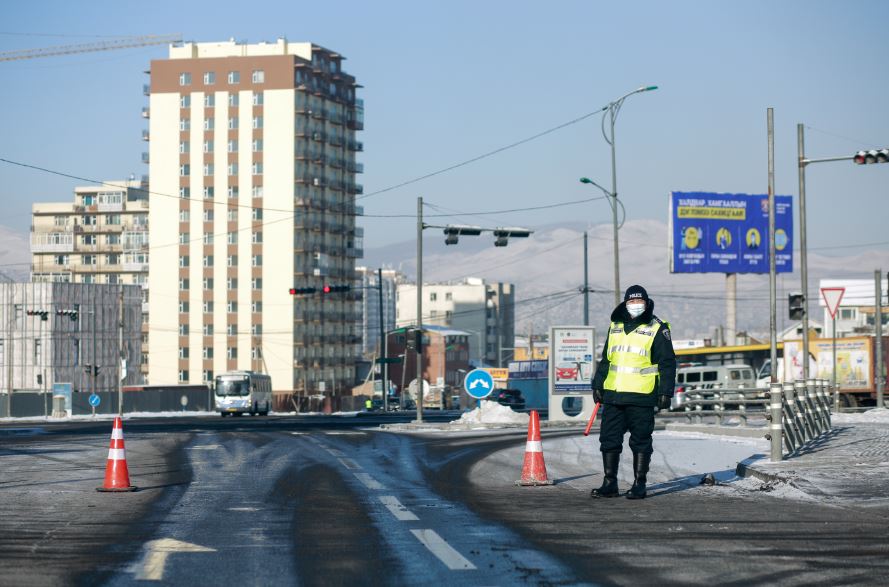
[338,458,361,470]
[354,472,386,490]
[325,431,364,435]
[129,538,215,581]
[290,432,306,436]
[410,529,476,570]
[379,496,418,521]
[187,445,220,450]
[327,448,346,457]
[226,507,260,512]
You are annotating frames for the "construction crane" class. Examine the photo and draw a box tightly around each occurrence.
[0,33,182,62]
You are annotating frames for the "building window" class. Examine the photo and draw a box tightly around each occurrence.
[227,255,238,267]
[179,347,189,359]
[228,117,238,130]
[203,323,213,336]
[180,95,191,108]
[179,210,190,222]
[203,164,214,177]
[203,209,214,222]
[252,301,262,313]
[203,117,214,131]
[227,301,238,313]
[179,255,189,268]
[251,255,262,267]
[227,209,237,222]
[204,71,215,85]
[203,347,214,359]
[179,278,189,290]
[228,93,239,107]
[179,187,190,199]
[179,73,191,86]
[203,186,214,200]
[203,301,214,313]
[252,116,263,129]
[445,310,453,320]
[252,139,263,152]
[82,254,96,265]
[178,370,189,383]
[106,215,121,225]
[252,207,263,220]
[179,119,190,131]
[179,164,190,176]
[202,255,214,267]
[252,70,264,84]
[251,231,262,244]
[204,94,215,108]
[227,347,238,359]
[106,253,120,265]
[228,186,239,199]
[251,277,262,289]
[252,162,262,175]
[252,324,262,336]
[252,186,263,198]
[179,324,189,336]
[445,292,452,301]
[227,139,237,153]
[839,308,856,320]
[203,277,214,290]
[227,278,238,290]
[228,71,240,84]
[430,292,437,302]
[227,232,237,245]
[179,232,190,244]
[203,369,213,382]
[179,141,189,154]
[228,163,238,175]
[253,92,263,106]
[179,301,189,313]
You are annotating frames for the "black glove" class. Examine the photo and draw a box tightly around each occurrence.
[656,394,671,411]
[593,388,603,404]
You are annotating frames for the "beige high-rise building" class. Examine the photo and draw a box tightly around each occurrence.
[30,178,150,380]
[146,39,363,402]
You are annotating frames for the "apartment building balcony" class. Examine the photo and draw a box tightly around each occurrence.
[31,261,72,273]
[98,201,124,212]
[346,183,363,195]
[142,130,150,141]
[348,140,363,152]
[124,261,150,272]
[347,161,363,173]
[346,246,363,258]
[141,152,149,164]
[327,134,344,147]
[142,84,150,96]
[30,232,74,253]
[141,107,150,119]
[346,119,364,131]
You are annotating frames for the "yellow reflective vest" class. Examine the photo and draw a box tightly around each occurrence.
[602,319,663,394]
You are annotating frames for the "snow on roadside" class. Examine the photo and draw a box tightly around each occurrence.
[831,408,889,424]
[454,400,530,426]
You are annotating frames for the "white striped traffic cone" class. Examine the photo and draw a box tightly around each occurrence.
[97,417,137,492]
[516,410,553,486]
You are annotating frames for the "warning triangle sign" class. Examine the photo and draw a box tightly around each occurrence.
[821,287,845,319]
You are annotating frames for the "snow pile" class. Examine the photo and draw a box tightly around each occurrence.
[454,400,530,426]
[832,408,889,424]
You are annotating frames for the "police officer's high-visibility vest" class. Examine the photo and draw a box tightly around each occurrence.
[603,319,663,393]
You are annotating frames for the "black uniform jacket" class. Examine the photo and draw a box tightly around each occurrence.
[591,299,677,407]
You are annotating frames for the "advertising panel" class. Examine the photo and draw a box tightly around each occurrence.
[549,326,595,395]
[812,337,872,390]
[669,192,793,274]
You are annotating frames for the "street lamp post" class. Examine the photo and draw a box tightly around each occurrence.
[600,85,658,307]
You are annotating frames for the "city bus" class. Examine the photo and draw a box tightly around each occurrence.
[214,371,272,416]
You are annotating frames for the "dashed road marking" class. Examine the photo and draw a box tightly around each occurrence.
[379,496,418,521]
[129,538,215,581]
[325,448,346,457]
[338,458,361,470]
[226,507,260,512]
[324,431,365,435]
[187,445,220,450]
[354,472,386,490]
[410,529,476,570]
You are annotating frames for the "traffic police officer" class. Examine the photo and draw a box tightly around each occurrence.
[590,285,676,499]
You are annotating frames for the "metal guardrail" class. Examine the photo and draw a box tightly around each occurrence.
[677,378,833,462]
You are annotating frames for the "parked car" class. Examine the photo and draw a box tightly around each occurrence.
[670,363,757,411]
[495,389,526,411]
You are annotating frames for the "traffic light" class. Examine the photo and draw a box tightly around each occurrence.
[853,149,889,165]
[442,225,483,245]
[322,284,351,293]
[26,309,49,321]
[788,292,805,321]
[56,309,78,321]
[83,364,100,376]
[493,227,533,247]
[289,287,317,295]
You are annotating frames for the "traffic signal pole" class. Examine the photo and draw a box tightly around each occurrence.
[797,124,811,379]
[378,267,388,412]
[416,196,424,424]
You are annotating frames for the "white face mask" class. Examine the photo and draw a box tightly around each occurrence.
[626,302,645,318]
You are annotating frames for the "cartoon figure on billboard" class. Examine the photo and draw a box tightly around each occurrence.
[715,227,732,250]
[775,229,788,251]
[746,228,761,249]
[681,226,701,250]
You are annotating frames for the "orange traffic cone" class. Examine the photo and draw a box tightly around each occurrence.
[97,417,137,492]
[516,410,553,486]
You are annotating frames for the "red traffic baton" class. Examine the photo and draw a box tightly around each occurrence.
[582,402,601,436]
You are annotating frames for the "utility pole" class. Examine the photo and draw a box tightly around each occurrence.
[583,231,589,326]
[767,108,778,383]
[876,269,884,409]
[415,196,424,423]
[797,124,811,379]
[118,286,124,416]
[377,267,388,411]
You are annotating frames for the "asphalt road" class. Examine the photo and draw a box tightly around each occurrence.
[2,413,888,585]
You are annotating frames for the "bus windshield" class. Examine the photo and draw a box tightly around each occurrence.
[216,379,249,396]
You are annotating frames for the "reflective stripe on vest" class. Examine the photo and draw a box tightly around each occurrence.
[603,319,661,394]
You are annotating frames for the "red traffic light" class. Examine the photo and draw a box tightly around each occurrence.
[854,149,889,165]
[323,285,331,294]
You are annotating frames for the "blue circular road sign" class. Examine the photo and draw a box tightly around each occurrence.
[88,394,101,407]
[463,369,495,399]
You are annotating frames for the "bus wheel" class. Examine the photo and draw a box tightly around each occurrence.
[220,412,228,418]
[261,401,270,416]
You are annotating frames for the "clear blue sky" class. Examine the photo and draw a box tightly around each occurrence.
[2,0,887,256]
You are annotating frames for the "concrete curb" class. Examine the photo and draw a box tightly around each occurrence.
[735,457,794,485]
[379,421,587,432]
[666,423,767,439]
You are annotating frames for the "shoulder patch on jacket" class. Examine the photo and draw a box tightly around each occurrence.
[662,328,671,340]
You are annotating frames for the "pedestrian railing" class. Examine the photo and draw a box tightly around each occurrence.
[675,379,834,462]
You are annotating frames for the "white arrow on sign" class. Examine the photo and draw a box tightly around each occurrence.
[468,379,489,390]
[821,287,846,319]
[129,538,215,581]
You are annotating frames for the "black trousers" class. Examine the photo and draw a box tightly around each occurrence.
[599,403,655,456]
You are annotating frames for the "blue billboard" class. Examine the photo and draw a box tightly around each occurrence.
[669,192,793,274]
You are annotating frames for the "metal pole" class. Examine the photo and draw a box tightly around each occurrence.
[726,273,736,346]
[118,286,124,416]
[415,196,424,423]
[378,267,388,412]
[797,124,811,380]
[832,314,838,411]
[875,269,884,409]
[583,231,589,326]
[609,106,621,307]
[767,108,778,384]
[768,382,783,462]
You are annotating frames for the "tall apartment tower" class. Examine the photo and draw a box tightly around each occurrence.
[355,267,399,357]
[30,179,150,381]
[146,39,364,400]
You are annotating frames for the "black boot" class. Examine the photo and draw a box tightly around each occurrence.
[590,452,621,498]
[626,452,651,500]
